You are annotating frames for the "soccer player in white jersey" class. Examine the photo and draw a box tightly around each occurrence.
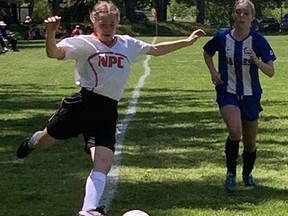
[16,0,205,215]
[203,0,276,193]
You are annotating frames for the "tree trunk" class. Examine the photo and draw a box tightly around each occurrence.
[28,0,35,17]
[196,0,205,24]
[0,0,9,10]
[76,0,86,22]
[10,2,17,23]
[156,0,167,21]
[52,0,60,16]
[124,0,137,23]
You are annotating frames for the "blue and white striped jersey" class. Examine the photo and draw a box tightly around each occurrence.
[203,28,276,96]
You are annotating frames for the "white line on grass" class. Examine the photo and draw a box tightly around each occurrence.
[99,37,157,210]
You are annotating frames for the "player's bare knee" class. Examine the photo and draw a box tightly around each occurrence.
[228,131,241,141]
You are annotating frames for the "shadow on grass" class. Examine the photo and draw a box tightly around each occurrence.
[0,137,90,216]
[117,87,288,170]
[0,84,288,215]
[111,180,288,215]
[0,84,76,112]
[0,83,90,215]
[18,39,46,49]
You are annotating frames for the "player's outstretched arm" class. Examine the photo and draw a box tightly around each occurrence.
[44,16,65,60]
[147,29,206,56]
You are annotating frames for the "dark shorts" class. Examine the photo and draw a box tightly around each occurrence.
[47,88,118,153]
[216,92,263,121]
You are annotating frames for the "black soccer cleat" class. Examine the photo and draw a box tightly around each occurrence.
[95,206,106,215]
[16,137,34,159]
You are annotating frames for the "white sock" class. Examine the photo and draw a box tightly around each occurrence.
[81,171,106,211]
[28,131,42,148]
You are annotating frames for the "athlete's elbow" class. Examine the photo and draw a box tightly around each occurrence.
[267,69,275,78]
[46,50,65,60]
[269,71,275,78]
[147,49,162,56]
[46,48,55,58]
[46,52,54,58]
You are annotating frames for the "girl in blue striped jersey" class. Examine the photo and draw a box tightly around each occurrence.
[203,0,276,192]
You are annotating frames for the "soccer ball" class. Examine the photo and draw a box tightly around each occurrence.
[122,209,150,216]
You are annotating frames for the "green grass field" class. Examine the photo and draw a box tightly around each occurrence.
[0,36,287,216]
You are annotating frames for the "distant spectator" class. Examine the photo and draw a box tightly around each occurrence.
[0,21,8,53]
[62,25,72,38]
[172,15,176,22]
[71,25,82,37]
[33,27,45,39]
[84,25,93,35]
[24,16,32,25]
[24,16,33,41]
[0,21,18,51]
[24,25,33,41]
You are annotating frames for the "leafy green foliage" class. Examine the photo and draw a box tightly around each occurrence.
[32,0,52,22]
[205,0,234,28]
[169,0,196,20]
[25,0,287,25]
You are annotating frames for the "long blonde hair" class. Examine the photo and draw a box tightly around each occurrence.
[89,0,120,23]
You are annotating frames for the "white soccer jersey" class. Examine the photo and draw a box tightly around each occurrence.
[57,34,151,101]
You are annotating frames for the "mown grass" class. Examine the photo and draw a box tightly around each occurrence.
[0,35,287,216]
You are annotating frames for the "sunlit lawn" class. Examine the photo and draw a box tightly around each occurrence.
[0,36,287,216]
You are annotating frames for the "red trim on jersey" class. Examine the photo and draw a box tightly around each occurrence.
[87,54,99,87]
[92,32,117,47]
[87,51,130,88]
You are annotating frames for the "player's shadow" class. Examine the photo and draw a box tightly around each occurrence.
[109,180,288,215]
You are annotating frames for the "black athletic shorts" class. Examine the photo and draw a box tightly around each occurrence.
[47,88,118,153]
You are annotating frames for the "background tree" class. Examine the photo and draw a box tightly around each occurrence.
[169,0,194,20]
[27,0,35,16]
[155,0,169,21]
[196,0,204,24]
[0,0,9,9]
[47,0,60,16]
[9,0,19,23]
[1,0,286,25]
[124,0,137,23]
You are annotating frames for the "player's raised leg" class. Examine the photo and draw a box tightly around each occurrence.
[16,128,57,158]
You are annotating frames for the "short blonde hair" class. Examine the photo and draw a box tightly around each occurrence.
[233,0,255,17]
[90,0,120,23]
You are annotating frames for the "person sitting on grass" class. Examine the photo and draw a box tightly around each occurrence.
[0,21,18,52]
[0,21,9,53]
